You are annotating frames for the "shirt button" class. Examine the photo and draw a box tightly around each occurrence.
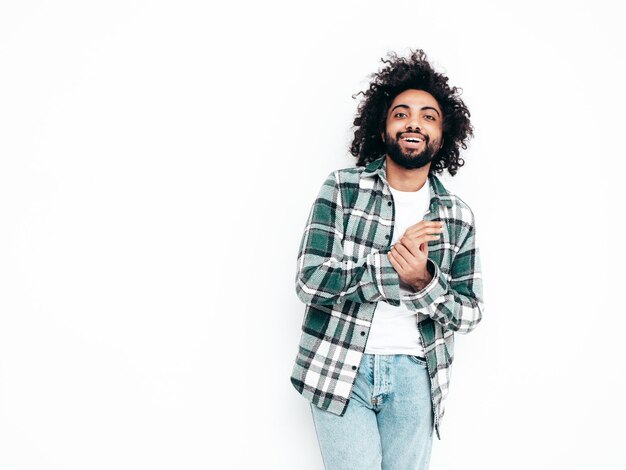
[387,201,392,206]
[385,235,389,239]
[360,331,365,336]
[352,366,357,370]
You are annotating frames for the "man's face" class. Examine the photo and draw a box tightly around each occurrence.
[382,89,444,170]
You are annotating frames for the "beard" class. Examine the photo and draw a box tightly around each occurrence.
[385,132,440,170]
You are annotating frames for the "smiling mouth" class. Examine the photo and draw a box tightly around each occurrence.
[401,137,424,143]
[400,131,427,143]
[400,136,425,150]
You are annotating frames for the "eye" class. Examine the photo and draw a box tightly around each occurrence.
[394,112,407,118]
[425,115,436,121]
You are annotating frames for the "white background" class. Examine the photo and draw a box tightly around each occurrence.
[1,1,625,469]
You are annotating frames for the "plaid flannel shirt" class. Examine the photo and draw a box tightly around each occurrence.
[290,156,484,440]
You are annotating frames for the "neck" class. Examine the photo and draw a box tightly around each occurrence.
[385,156,431,192]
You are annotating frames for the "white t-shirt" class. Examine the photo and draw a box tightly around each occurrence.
[364,179,431,356]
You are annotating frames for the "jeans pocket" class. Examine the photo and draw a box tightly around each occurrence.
[407,355,427,366]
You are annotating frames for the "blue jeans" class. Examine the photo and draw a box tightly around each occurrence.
[309,353,434,470]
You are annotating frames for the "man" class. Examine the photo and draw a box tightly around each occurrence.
[290,49,484,470]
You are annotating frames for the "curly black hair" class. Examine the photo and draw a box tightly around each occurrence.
[350,49,473,176]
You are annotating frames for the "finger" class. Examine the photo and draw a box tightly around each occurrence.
[422,230,444,251]
[388,250,406,274]
[389,246,409,270]
[405,220,444,232]
[397,239,424,265]
[387,251,402,273]
[393,242,416,264]
[394,244,423,274]
[404,221,445,238]
[398,237,421,258]
[407,233,442,249]
[405,222,445,234]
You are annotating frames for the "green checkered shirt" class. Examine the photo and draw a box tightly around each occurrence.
[290,156,484,440]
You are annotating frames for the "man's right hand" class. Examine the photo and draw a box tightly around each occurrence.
[387,221,444,289]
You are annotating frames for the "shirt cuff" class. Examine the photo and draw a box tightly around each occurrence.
[400,259,448,308]
[373,249,401,306]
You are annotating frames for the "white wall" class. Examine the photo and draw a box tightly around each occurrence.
[1,1,624,468]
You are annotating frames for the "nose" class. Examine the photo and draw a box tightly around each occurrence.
[406,116,421,132]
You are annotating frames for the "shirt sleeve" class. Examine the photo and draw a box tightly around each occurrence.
[401,213,484,334]
[294,171,402,307]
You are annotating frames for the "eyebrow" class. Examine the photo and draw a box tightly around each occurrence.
[390,104,441,118]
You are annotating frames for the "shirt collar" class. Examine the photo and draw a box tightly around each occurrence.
[361,156,453,208]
